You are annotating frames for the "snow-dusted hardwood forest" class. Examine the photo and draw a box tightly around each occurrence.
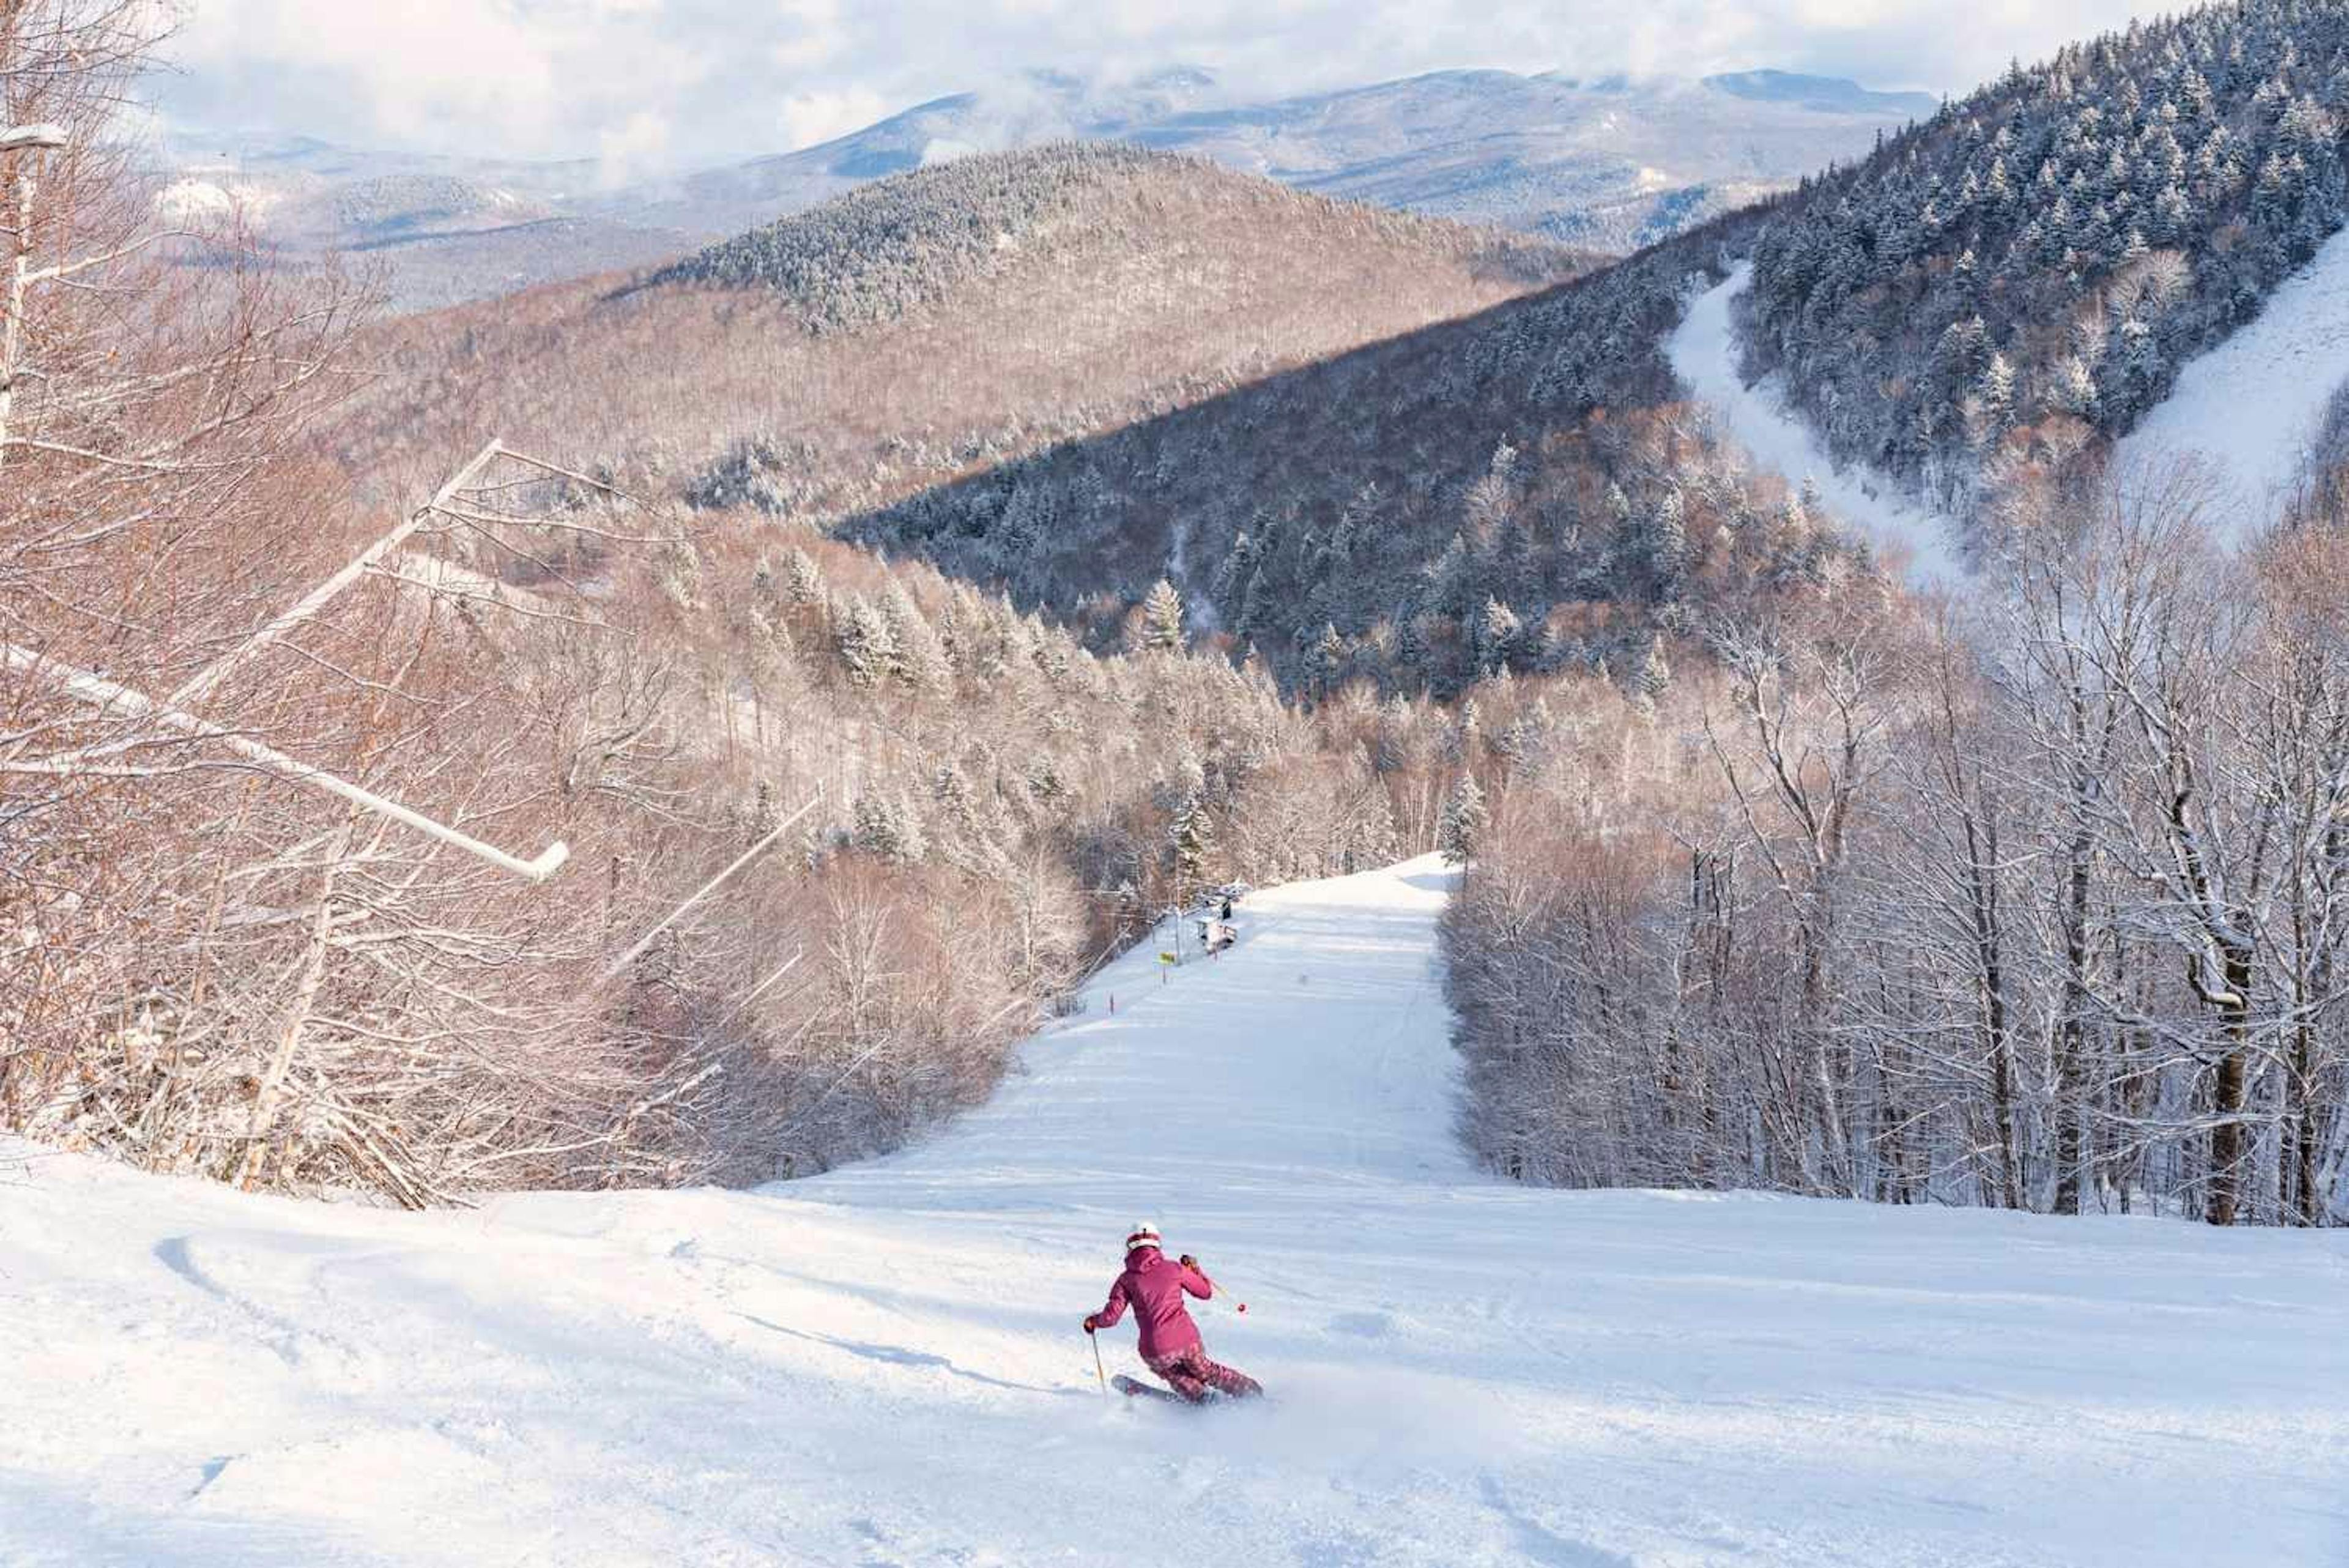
[1444,465,2349,1225]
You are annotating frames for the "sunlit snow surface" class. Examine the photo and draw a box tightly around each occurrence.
[6,858,2347,1565]
[1669,262,1963,583]
[2117,223,2349,540]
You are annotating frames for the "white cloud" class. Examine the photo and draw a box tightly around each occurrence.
[769,0,848,70]
[150,0,2175,169]
[777,88,891,151]
[595,108,672,188]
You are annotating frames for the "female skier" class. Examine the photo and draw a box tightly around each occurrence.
[1083,1222,1263,1402]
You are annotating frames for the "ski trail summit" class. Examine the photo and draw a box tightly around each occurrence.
[4,858,2343,1566]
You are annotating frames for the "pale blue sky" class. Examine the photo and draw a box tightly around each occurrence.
[154,0,2171,170]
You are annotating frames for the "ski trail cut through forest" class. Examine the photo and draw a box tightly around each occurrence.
[2117,221,2349,540]
[5,857,2347,1566]
[1669,262,1964,582]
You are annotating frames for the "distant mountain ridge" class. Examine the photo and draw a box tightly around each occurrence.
[628,65,1937,251]
[159,62,1930,308]
[151,130,699,311]
[1702,69,1938,116]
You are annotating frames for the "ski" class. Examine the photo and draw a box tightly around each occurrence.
[1112,1374,1264,1406]
[1111,1374,1194,1405]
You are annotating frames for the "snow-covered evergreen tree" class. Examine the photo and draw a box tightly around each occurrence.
[1140,578,1186,653]
[784,547,826,607]
[1977,352,2017,439]
[1476,598,1522,675]
[1450,696,1482,763]
[1438,774,1487,866]
[836,595,899,688]
[853,792,926,863]
[1170,792,1217,892]
[1312,623,1348,695]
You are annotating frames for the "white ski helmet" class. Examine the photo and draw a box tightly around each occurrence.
[1124,1222,1162,1252]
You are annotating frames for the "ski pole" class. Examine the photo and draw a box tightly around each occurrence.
[1186,1258,1247,1315]
[1091,1329,1107,1394]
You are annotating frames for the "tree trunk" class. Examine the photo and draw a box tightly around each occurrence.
[235,822,352,1191]
[2289,1020,2320,1225]
[2206,948,2254,1227]
[1967,826,2022,1210]
[2053,839,2095,1215]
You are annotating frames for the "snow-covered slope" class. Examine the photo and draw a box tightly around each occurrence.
[6,858,2347,1566]
[2117,223,2349,539]
[1668,263,1962,581]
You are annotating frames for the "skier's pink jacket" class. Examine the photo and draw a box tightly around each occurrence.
[1093,1246,1214,1360]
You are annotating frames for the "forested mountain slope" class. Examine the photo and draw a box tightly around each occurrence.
[1740,0,2349,517]
[1423,8,2349,1235]
[339,143,1958,710]
[339,144,1584,531]
[837,211,1901,695]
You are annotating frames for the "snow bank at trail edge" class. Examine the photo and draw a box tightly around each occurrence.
[2117,222,2349,540]
[6,856,2349,1567]
[1668,262,1964,583]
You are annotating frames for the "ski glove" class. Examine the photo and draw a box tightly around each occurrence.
[1179,1254,1201,1271]
[1083,1315,1099,1334]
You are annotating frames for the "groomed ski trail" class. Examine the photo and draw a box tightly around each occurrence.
[1676,237,2349,565]
[5,857,2347,1567]
[2116,222,2349,541]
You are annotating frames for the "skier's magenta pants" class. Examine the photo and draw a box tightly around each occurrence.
[1146,1345,1262,1402]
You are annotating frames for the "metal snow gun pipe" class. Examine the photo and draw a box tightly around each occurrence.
[0,125,70,154]
[0,642,573,881]
[0,442,658,883]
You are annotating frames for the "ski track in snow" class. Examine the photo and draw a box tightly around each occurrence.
[1668,262,1964,584]
[2117,223,2349,540]
[6,857,2349,1566]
